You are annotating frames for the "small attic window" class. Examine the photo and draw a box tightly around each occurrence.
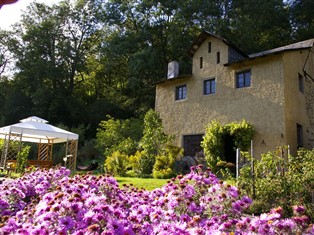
[298,73,304,93]
[200,57,203,69]
[216,52,220,64]
[208,42,211,53]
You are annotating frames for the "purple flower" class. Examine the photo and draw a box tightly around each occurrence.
[59,216,75,231]
[0,166,311,235]
[292,205,306,215]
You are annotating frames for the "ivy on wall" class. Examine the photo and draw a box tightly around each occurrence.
[201,120,254,174]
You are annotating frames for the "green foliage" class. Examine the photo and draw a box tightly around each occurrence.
[227,120,254,150]
[16,145,31,174]
[201,120,254,174]
[152,144,183,179]
[201,120,224,173]
[139,109,172,175]
[0,141,32,174]
[127,151,144,177]
[140,109,171,156]
[152,166,174,179]
[96,115,143,157]
[238,147,314,220]
[139,153,155,177]
[290,0,314,41]
[0,140,25,161]
[223,0,291,54]
[104,151,130,177]
[98,110,176,178]
[77,139,100,164]
[215,160,235,180]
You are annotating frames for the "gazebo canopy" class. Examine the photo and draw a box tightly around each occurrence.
[0,116,78,144]
[0,116,79,171]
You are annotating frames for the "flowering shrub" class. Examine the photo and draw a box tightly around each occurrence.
[239,148,314,220]
[0,165,313,234]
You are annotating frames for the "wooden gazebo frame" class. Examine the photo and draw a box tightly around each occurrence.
[0,116,78,171]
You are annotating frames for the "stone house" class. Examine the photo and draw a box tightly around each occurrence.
[155,31,314,160]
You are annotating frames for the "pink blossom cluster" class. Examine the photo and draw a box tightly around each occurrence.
[0,165,313,235]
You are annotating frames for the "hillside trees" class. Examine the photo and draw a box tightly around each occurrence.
[7,1,102,126]
[223,0,292,53]
[0,0,313,140]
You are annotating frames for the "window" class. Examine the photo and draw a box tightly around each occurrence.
[175,85,187,100]
[236,70,251,88]
[297,123,303,148]
[298,73,304,93]
[200,57,203,69]
[204,78,216,95]
[208,42,212,53]
[216,52,220,64]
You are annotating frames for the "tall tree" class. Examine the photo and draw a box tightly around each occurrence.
[7,0,102,126]
[0,30,12,76]
[223,0,292,54]
[290,0,314,41]
[98,0,204,115]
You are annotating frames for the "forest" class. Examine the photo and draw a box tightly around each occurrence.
[0,0,313,142]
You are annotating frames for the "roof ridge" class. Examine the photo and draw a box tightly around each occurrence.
[249,38,314,58]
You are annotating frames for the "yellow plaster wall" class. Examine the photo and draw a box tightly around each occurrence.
[282,48,314,155]
[155,36,314,158]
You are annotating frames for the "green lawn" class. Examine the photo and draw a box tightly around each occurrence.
[114,177,169,191]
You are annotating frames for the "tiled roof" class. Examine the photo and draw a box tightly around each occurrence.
[249,39,314,59]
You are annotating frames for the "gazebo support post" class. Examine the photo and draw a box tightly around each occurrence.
[0,131,23,171]
[64,140,78,172]
[0,133,9,170]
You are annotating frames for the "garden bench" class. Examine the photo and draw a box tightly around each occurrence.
[5,159,53,173]
[28,160,53,169]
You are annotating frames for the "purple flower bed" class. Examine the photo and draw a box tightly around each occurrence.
[0,165,313,235]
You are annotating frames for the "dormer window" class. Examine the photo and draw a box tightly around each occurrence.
[217,52,220,64]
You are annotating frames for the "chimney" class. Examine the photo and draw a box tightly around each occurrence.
[167,61,179,79]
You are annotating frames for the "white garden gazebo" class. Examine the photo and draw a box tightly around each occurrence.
[0,116,79,171]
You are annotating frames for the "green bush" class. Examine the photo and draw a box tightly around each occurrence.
[0,140,22,159]
[128,151,144,177]
[96,116,143,157]
[153,144,183,179]
[139,109,172,175]
[152,166,174,179]
[99,110,176,178]
[0,141,30,174]
[201,120,253,175]
[139,153,155,176]
[238,147,314,221]
[104,151,130,176]
[16,145,31,174]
